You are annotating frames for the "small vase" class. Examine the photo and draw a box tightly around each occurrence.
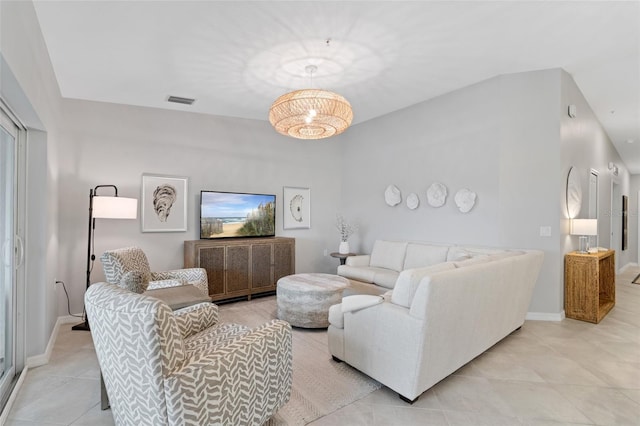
[339,241,350,254]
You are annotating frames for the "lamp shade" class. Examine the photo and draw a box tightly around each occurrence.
[93,196,138,219]
[571,219,598,236]
[269,89,353,140]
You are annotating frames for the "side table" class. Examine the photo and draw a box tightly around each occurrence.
[330,252,356,265]
[564,249,615,323]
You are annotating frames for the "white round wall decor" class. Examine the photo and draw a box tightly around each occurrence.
[406,193,419,210]
[426,182,447,207]
[384,185,402,206]
[566,166,582,218]
[454,189,477,213]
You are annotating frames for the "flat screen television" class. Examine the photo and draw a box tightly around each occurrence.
[200,191,276,239]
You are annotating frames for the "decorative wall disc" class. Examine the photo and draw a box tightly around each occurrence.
[426,182,447,207]
[384,185,402,206]
[406,193,419,210]
[454,189,477,213]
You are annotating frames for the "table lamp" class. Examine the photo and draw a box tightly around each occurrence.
[571,219,598,253]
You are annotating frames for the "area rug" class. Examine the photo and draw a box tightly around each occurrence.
[264,328,382,425]
[217,297,381,425]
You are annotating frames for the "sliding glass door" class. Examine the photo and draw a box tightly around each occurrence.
[0,108,21,405]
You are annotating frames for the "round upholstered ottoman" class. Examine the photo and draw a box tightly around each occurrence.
[277,273,349,328]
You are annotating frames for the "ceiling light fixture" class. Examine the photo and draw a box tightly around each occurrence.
[269,64,353,140]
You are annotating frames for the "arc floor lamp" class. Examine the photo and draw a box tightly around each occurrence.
[72,185,137,331]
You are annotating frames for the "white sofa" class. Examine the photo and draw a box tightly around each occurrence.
[338,240,518,293]
[329,243,544,403]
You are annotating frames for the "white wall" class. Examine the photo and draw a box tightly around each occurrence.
[341,69,564,314]
[57,99,345,314]
[629,174,640,265]
[1,1,62,357]
[560,70,632,270]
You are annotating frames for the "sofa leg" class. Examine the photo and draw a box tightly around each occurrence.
[331,355,343,363]
[399,394,417,404]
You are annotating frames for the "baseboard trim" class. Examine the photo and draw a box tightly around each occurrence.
[0,365,29,424]
[525,310,565,321]
[3,314,82,420]
[26,315,80,368]
[619,262,638,273]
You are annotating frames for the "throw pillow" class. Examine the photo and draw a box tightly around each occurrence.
[118,270,149,294]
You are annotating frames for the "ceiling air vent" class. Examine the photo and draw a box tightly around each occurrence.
[167,95,195,105]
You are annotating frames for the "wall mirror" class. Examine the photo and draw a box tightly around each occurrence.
[588,169,599,247]
[566,166,582,218]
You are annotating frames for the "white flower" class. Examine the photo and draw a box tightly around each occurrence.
[335,214,358,242]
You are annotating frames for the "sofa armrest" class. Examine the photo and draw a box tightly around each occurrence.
[329,295,384,330]
[151,268,209,296]
[173,302,219,338]
[345,255,371,267]
[342,295,384,313]
[165,320,292,424]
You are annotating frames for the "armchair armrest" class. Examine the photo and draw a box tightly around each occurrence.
[173,302,219,338]
[165,320,292,424]
[147,278,185,290]
[345,255,371,267]
[151,268,209,296]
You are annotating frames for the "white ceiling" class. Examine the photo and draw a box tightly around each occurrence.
[33,1,640,172]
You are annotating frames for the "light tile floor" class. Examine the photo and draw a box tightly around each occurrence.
[5,268,640,425]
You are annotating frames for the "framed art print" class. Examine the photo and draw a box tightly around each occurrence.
[622,194,628,250]
[141,174,188,232]
[283,186,310,229]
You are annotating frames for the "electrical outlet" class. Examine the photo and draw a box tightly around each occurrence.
[323,249,328,257]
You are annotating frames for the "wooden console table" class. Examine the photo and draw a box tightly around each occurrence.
[564,249,615,323]
[184,237,295,302]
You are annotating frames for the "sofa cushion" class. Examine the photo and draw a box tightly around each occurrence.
[369,240,408,272]
[373,269,400,289]
[404,243,450,270]
[392,262,456,307]
[338,265,377,284]
[338,265,400,288]
[344,255,371,267]
[453,256,492,268]
[488,250,525,261]
[445,247,472,262]
[342,280,389,297]
[446,246,506,261]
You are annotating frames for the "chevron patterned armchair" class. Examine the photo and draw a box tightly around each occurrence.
[101,246,209,296]
[86,282,293,426]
